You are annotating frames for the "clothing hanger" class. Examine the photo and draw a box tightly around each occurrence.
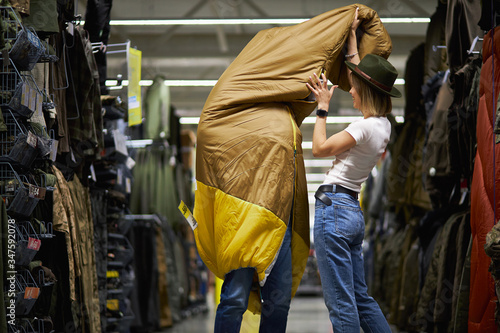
[467,36,483,55]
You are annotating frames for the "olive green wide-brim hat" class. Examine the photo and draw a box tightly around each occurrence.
[345,54,402,98]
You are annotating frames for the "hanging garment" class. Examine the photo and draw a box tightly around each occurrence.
[156,227,173,328]
[8,0,29,15]
[22,0,58,37]
[65,25,104,163]
[66,174,101,333]
[445,0,483,74]
[448,56,482,187]
[387,43,432,217]
[422,76,456,209]
[193,4,392,315]
[52,166,101,333]
[143,76,171,140]
[423,3,448,84]
[485,223,500,327]
[469,27,500,333]
[84,0,113,94]
[415,209,470,332]
[478,0,500,31]
[49,31,70,153]
[90,189,108,333]
[127,222,161,332]
[404,43,426,120]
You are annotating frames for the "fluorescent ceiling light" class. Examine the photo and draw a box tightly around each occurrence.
[381,18,430,23]
[306,173,327,182]
[106,78,405,87]
[180,116,405,125]
[181,116,361,124]
[110,18,308,25]
[304,159,332,167]
[105,79,218,87]
[108,17,429,26]
[302,116,362,124]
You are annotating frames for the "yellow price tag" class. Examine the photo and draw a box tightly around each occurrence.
[178,201,198,230]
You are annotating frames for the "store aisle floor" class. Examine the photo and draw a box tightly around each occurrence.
[160,294,333,333]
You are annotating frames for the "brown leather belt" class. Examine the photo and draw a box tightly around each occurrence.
[315,184,359,206]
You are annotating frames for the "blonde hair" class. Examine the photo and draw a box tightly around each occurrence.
[351,74,392,117]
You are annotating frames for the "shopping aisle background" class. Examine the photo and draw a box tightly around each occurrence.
[160,293,333,333]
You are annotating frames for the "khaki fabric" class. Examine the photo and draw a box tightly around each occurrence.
[193,4,392,314]
[52,166,77,302]
[67,175,101,333]
[52,166,101,333]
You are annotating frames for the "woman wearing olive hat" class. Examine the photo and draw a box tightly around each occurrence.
[306,8,400,333]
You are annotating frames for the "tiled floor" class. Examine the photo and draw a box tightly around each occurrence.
[160,294,333,333]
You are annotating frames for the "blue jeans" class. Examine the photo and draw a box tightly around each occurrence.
[214,222,293,333]
[314,191,391,333]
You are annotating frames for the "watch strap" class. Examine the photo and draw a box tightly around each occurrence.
[316,109,328,117]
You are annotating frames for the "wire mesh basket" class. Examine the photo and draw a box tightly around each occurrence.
[0,59,38,118]
[14,269,40,316]
[0,6,45,71]
[0,162,40,217]
[0,108,27,156]
[0,111,39,169]
[9,27,45,71]
[0,6,22,49]
[15,221,41,267]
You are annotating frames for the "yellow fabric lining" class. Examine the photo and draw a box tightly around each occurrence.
[193,181,286,283]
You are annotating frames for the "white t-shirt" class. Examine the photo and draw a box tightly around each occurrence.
[323,116,391,192]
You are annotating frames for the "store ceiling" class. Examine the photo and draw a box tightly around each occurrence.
[76,0,439,116]
[76,0,441,205]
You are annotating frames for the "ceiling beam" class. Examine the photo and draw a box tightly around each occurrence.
[153,0,209,45]
[209,0,229,53]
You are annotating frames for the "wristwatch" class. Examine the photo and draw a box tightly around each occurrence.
[316,109,328,117]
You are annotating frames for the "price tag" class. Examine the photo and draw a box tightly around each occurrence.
[178,201,197,230]
[21,84,30,108]
[112,129,128,156]
[117,168,122,185]
[49,139,59,162]
[28,184,46,199]
[27,131,37,148]
[27,237,41,250]
[24,287,40,299]
[125,178,131,194]
[89,163,97,182]
[29,87,36,112]
[106,270,119,278]
[126,156,136,170]
[36,92,43,115]
[6,182,15,192]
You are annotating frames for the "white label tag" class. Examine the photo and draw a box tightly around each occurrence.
[117,168,123,185]
[90,163,97,182]
[112,129,128,156]
[125,156,136,170]
[27,131,37,148]
[178,201,197,230]
[125,178,131,193]
[21,84,30,108]
[29,87,36,112]
[49,139,58,162]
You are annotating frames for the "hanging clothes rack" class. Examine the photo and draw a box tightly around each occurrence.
[468,36,483,54]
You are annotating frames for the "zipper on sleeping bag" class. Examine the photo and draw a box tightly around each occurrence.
[288,110,296,225]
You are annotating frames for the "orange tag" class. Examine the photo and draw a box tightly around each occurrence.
[24,287,40,299]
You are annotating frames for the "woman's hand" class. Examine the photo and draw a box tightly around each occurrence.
[351,7,361,32]
[306,72,337,111]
